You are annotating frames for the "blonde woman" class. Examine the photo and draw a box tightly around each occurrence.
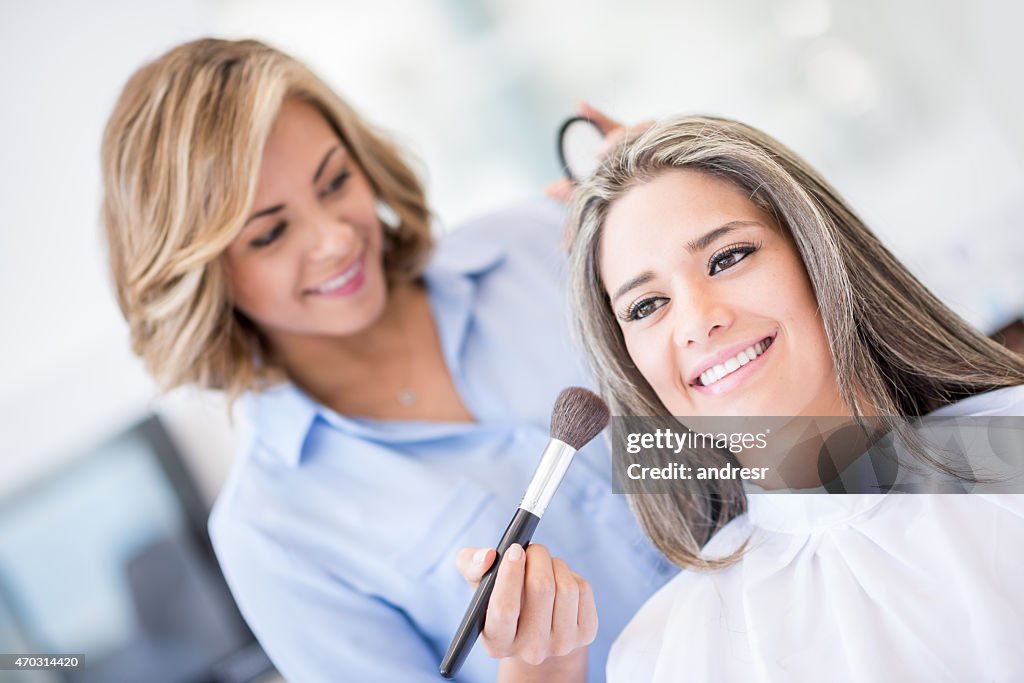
[102,38,676,683]
[459,116,1024,681]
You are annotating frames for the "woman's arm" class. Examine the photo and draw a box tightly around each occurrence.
[456,544,596,683]
[211,514,449,683]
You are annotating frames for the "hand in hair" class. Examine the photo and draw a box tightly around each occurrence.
[455,544,594,682]
[544,101,654,203]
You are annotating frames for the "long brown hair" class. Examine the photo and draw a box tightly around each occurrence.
[569,115,1024,569]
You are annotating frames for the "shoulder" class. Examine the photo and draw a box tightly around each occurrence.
[207,439,265,553]
[432,199,567,273]
[608,553,745,682]
[443,198,566,245]
[207,430,296,569]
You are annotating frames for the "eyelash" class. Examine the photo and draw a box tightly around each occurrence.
[707,241,760,275]
[249,169,351,249]
[250,222,286,248]
[322,169,350,196]
[619,296,668,322]
[617,240,762,322]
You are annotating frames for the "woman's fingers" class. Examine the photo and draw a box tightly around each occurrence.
[515,544,558,665]
[577,101,622,134]
[575,572,599,646]
[459,543,598,665]
[595,128,627,159]
[595,119,655,158]
[455,546,496,588]
[549,557,581,657]
[482,543,527,655]
[544,178,574,202]
[578,101,655,164]
[546,101,650,203]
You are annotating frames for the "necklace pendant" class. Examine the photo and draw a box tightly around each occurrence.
[398,389,417,406]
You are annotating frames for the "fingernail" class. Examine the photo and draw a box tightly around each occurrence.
[506,544,524,561]
[472,548,489,565]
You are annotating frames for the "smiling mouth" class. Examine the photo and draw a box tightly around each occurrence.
[305,254,365,295]
[693,336,775,388]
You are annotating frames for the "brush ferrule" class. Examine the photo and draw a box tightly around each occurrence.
[520,438,577,517]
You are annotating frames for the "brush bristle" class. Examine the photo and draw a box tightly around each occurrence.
[549,387,611,450]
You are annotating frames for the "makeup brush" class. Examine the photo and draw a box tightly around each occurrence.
[439,387,611,679]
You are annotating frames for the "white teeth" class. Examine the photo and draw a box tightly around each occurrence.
[311,260,361,293]
[698,338,772,387]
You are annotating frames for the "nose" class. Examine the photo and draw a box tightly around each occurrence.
[304,211,359,263]
[670,280,732,348]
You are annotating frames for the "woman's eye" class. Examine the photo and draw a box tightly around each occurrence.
[323,169,350,195]
[624,297,668,322]
[709,243,758,275]
[250,221,286,248]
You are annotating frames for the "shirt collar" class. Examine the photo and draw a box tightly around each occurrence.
[743,491,888,533]
[422,238,505,381]
[243,383,320,468]
[244,235,507,469]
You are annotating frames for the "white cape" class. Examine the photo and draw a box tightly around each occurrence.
[608,386,1024,682]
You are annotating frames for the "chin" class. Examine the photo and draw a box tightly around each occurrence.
[671,394,780,418]
[343,297,389,335]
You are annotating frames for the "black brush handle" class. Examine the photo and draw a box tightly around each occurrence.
[439,507,541,679]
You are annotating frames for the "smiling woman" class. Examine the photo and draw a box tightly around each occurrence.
[599,169,843,418]
[570,115,1024,563]
[562,115,1024,681]
[219,99,416,410]
[226,102,388,333]
[103,40,432,405]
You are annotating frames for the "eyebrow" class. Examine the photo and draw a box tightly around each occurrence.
[609,221,763,304]
[685,223,741,253]
[244,145,343,225]
[313,145,339,183]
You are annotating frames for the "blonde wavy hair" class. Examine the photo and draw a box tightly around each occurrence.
[569,116,1024,570]
[102,38,433,401]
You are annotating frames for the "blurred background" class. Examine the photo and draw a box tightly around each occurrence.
[1,0,1022,680]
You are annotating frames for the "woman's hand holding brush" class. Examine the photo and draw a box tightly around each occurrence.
[455,542,596,682]
[440,387,608,680]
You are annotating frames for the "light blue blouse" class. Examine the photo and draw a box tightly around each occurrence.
[209,200,677,683]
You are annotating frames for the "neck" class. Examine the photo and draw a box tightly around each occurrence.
[267,280,428,409]
[738,385,879,490]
